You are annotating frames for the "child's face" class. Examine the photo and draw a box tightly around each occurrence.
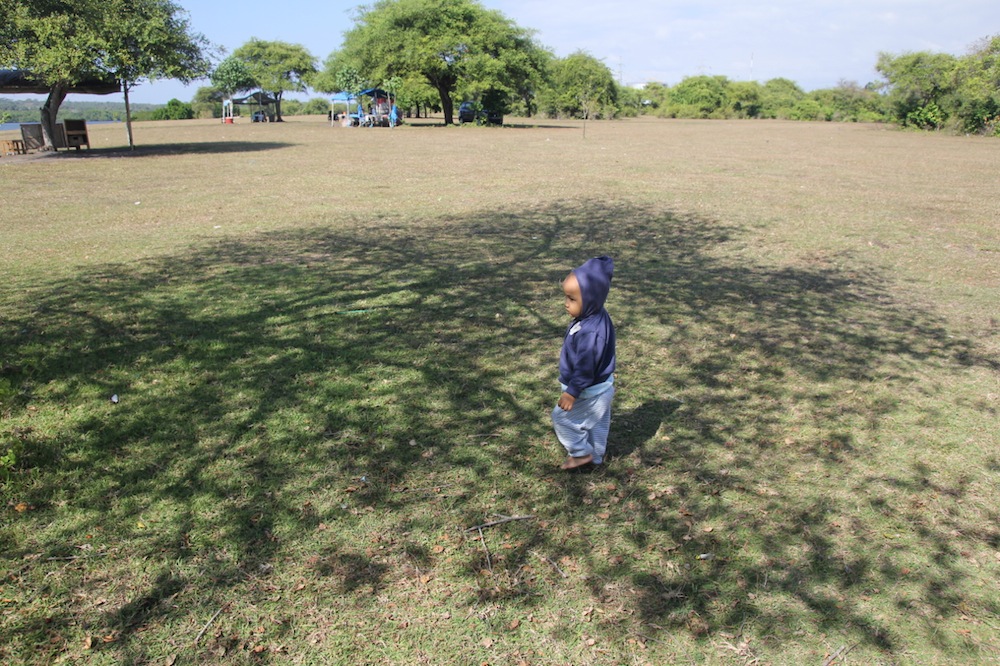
[562,273,583,319]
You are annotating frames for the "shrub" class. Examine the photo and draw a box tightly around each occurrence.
[905,103,945,130]
[151,99,195,121]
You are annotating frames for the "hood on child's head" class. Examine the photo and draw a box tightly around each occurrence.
[572,256,613,318]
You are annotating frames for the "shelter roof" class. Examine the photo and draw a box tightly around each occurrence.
[232,91,277,105]
[0,69,120,95]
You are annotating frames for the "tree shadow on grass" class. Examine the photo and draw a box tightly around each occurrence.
[52,141,296,159]
[1,199,997,662]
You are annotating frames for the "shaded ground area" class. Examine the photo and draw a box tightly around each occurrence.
[2,199,998,664]
[0,140,294,162]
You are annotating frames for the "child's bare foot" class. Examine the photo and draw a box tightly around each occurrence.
[560,454,593,470]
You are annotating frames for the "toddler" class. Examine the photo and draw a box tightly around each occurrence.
[552,256,616,470]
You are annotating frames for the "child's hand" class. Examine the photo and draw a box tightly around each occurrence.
[558,392,576,411]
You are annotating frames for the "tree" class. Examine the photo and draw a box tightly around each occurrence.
[150,97,193,120]
[232,39,317,122]
[211,55,257,121]
[728,80,763,118]
[876,50,958,129]
[0,0,110,149]
[0,0,211,150]
[211,56,257,99]
[953,35,1000,134]
[637,82,670,114]
[540,51,617,120]
[101,0,212,149]
[191,85,224,118]
[332,66,367,108]
[326,0,545,125]
[665,75,730,118]
[759,78,806,119]
[810,80,887,123]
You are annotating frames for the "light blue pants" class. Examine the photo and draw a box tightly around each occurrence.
[551,385,615,464]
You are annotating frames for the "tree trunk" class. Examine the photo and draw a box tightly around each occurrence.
[274,91,283,121]
[437,85,454,125]
[40,85,68,151]
[123,80,136,150]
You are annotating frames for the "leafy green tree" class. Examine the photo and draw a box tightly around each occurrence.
[788,98,826,121]
[335,67,367,99]
[0,0,211,149]
[400,75,440,117]
[616,85,643,118]
[191,85,224,118]
[759,78,806,118]
[637,82,670,114]
[326,0,544,125]
[876,50,959,129]
[665,75,730,118]
[728,80,763,118]
[233,39,317,121]
[952,35,1000,134]
[810,80,887,123]
[281,99,303,115]
[302,98,332,115]
[541,51,617,119]
[1,0,111,149]
[150,97,193,120]
[102,0,212,148]
[211,56,257,100]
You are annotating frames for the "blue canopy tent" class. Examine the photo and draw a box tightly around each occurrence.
[329,91,355,122]
[357,88,392,127]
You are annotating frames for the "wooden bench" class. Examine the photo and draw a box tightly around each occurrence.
[63,119,90,150]
[1,139,27,156]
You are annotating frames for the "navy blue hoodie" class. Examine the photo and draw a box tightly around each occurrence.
[559,256,616,398]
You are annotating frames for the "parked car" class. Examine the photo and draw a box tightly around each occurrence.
[458,101,502,125]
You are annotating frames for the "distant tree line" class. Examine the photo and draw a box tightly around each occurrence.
[633,77,886,123]
[630,35,999,135]
[0,97,159,123]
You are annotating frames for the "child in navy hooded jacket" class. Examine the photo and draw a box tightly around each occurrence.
[552,256,616,470]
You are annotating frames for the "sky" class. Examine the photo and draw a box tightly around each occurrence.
[47,0,1000,105]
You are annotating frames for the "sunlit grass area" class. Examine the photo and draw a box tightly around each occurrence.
[2,115,998,664]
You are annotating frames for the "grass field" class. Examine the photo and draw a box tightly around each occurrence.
[1,115,999,665]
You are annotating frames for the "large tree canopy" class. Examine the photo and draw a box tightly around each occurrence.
[232,39,316,121]
[540,51,617,120]
[210,56,257,98]
[877,35,1000,133]
[103,0,212,148]
[0,0,211,149]
[324,0,546,125]
[876,50,959,129]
